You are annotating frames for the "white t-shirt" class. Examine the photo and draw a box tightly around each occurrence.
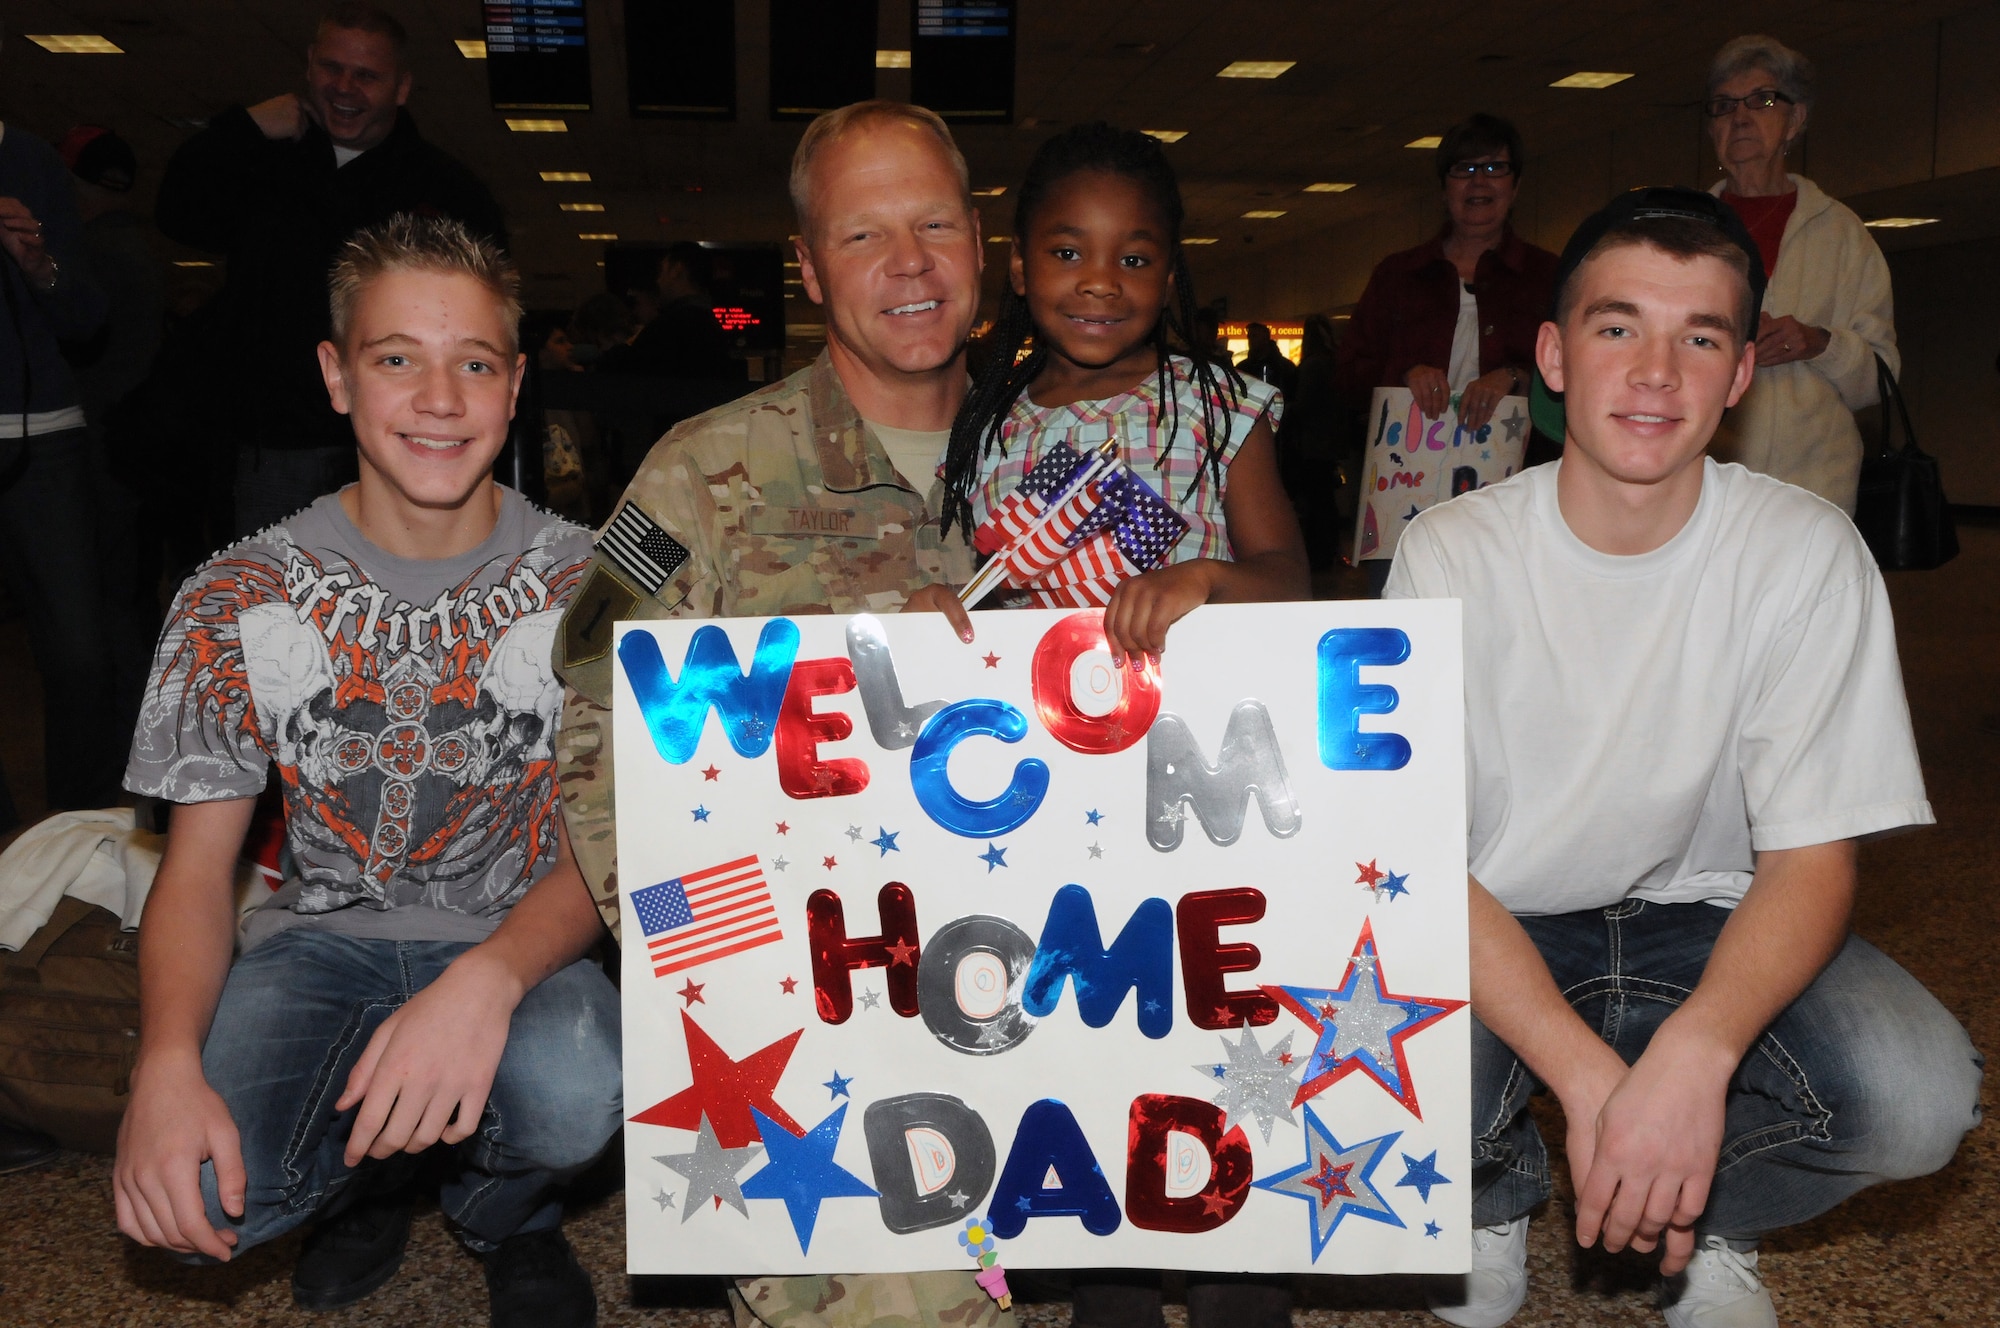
[866,421,950,490]
[1384,458,1931,915]
[1446,282,1480,392]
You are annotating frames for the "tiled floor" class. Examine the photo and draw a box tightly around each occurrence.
[3,524,1994,1326]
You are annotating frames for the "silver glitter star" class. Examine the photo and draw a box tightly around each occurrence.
[738,715,769,742]
[894,720,916,739]
[846,825,865,842]
[652,1188,676,1212]
[947,1190,970,1209]
[1087,842,1103,859]
[772,855,789,872]
[653,1114,762,1222]
[1500,406,1527,443]
[1156,801,1186,827]
[1329,976,1405,1065]
[974,1020,1014,1047]
[858,988,883,1010]
[1198,1024,1300,1143]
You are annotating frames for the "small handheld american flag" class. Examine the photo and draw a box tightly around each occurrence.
[631,855,782,978]
[962,437,1189,608]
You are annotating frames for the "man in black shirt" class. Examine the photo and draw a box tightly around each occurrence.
[157,2,505,535]
[600,242,742,381]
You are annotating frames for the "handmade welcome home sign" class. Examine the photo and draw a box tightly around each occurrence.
[1353,386,1529,564]
[611,600,1467,1277]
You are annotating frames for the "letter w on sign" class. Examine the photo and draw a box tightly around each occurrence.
[632,855,782,977]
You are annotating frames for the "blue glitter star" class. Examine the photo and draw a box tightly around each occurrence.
[1210,1063,1228,1079]
[979,843,1008,872]
[1402,504,1422,522]
[691,805,710,822]
[869,827,900,857]
[1253,1107,1404,1260]
[1395,1150,1451,1203]
[1378,870,1410,901]
[823,1071,853,1100]
[1425,1220,1443,1238]
[1085,809,1103,825]
[1016,1195,1033,1212]
[740,1106,878,1255]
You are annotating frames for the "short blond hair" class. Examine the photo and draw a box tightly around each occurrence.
[328,213,521,352]
[789,100,971,239]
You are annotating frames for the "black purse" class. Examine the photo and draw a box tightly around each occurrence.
[1853,354,1958,571]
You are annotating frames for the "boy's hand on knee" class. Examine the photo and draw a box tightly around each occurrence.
[1571,1026,1734,1276]
[1102,562,1216,666]
[338,952,521,1165]
[113,1056,245,1261]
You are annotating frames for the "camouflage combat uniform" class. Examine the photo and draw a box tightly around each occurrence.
[554,352,998,1328]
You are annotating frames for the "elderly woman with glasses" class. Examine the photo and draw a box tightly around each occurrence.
[1705,34,1897,513]
[1337,113,1559,437]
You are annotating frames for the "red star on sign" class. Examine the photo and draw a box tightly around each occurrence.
[628,1013,804,1147]
[780,976,798,994]
[1305,1158,1356,1206]
[822,855,838,870]
[775,821,790,835]
[1199,1191,1233,1217]
[677,979,705,1007]
[886,940,918,967]
[1355,859,1385,889]
[702,764,721,781]
[982,651,1001,668]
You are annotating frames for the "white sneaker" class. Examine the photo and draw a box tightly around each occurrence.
[1428,1216,1529,1328]
[1660,1236,1778,1328]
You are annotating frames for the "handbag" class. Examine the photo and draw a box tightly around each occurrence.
[1853,355,1958,570]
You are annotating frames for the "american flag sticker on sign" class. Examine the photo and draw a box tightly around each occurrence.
[630,855,782,977]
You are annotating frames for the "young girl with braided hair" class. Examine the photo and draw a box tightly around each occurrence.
[912,121,1308,665]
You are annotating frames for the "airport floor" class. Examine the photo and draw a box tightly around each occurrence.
[2,523,1993,1327]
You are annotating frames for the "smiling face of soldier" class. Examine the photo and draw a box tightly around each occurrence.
[794,118,983,428]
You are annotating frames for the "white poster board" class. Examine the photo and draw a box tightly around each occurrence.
[1352,386,1529,563]
[611,600,1467,1278]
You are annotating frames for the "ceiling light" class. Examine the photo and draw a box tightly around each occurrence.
[784,260,800,268]
[507,118,568,132]
[1303,182,1356,193]
[1217,61,1295,79]
[1550,71,1633,89]
[540,170,590,182]
[559,202,605,212]
[986,235,1011,243]
[971,186,1007,196]
[784,279,804,286]
[876,49,910,68]
[1142,129,1188,143]
[26,34,123,54]
[173,260,216,268]
[1864,217,1940,228]
[577,232,618,241]
[1241,210,1286,220]
[455,39,487,59]
[1182,237,1220,245]
[1406,135,1443,149]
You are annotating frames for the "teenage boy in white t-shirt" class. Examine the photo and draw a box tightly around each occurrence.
[1387,187,1981,1328]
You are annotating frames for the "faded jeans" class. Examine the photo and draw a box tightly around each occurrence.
[195,928,622,1254]
[1472,900,1983,1240]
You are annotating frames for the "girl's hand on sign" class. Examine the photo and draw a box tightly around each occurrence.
[1102,560,1216,667]
[902,583,974,642]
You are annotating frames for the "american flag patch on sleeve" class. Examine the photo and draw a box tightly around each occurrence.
[596,502,690,595]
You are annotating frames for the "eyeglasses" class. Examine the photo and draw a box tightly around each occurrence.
[1704,88,1795,117]
[1445,160,1516,179]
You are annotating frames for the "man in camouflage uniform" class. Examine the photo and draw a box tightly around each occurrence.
[554,101,1001,1328]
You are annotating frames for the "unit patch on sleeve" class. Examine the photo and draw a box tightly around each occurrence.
[597,502,690,595]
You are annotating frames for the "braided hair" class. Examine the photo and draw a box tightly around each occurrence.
[939,122,1243,540]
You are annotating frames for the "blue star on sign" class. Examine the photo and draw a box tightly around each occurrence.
[691,805,710,822]
[870,828,901,857]
[1425,1220,1443,1238]
[1253,1106,1403,1260]
[979,843,1008,872]
[1378,870,1410,901]
[1402,504,1423,522]
[1211,1063,1228,1079]
[823,1071,853,1100]
[1085,809,1103,825]
[1396,1150,1451,1203]
[740,1106,878,1255]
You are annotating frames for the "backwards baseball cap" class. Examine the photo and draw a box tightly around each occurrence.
[1529,185,1767,441]
[57,125,137,193]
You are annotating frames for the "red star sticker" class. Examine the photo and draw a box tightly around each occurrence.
[677,979,705,1007]
[628,1013,804,1147]
[822,855,838,870]
[1278,1052,1294,1066]
[702,764,721,781]
[1213,1006,1238,1025]
[1199,1191,1233,1218]
[775,821,790,835]
[982,651,1001,668]
[1305,1158,1356,1207]
[1355,859,1385,889]
[886,940,918,967]
[779,976,798,994]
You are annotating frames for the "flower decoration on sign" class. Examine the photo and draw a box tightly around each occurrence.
[959,1216,1013,1309]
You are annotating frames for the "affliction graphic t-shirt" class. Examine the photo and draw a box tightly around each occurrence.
[126,488,592,945]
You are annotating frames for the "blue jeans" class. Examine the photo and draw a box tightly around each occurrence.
[1471,900,1982,1240]
[196,929,622,1254]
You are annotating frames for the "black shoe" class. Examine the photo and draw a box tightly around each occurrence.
[291,1190,415,1310]
[482,1228,596,1328]
[0,1120,59,1175]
